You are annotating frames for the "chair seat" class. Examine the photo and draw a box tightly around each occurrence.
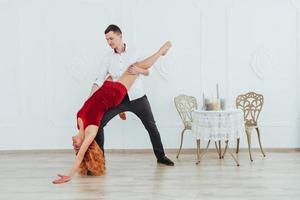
[245,124,258,129]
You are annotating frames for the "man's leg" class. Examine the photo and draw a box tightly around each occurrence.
[130,95,173,165]
[94,96,130,153]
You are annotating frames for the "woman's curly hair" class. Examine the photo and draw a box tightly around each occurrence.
[78,140,105,176]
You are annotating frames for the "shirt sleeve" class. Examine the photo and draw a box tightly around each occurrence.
[94,55,109,86]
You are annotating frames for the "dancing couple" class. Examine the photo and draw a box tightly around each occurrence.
[53,24,173,184]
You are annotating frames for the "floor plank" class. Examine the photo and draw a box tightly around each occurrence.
[0,151,299,200]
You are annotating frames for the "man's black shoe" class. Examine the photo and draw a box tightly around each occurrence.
[157,156,174,166]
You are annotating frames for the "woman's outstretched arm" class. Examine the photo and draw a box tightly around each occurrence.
[52,125,98,184]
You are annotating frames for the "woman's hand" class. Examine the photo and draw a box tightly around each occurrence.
[52,174,71,184]
[72,135,83,154]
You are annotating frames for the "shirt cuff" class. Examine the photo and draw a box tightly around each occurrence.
[148,68,153,76]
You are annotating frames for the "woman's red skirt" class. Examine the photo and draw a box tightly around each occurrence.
[77,81,127,130]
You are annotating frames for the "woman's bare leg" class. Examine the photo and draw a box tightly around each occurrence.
[135,41,171,70]
[118,41,172,89]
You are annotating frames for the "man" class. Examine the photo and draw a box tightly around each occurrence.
[91,24,174,166]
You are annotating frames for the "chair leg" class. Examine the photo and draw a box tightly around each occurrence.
[256,127,266,157]
[236,138,240,154]
[218,140,222,159]
[206,140,211,149]
[176,129,186,158]
[246,129,253,162]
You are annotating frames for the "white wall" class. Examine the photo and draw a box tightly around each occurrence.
[0,0,299,150]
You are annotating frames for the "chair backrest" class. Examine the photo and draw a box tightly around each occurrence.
[174,95,198,129]
[236,92,264,126]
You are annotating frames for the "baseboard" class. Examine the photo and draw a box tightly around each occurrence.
[0,148,299,154]
[107,148,300,153]
[163,148,300,154]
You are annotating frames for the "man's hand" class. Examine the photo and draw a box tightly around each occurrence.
[127,65,149,76]
[127,65,141,75]
[119,112,126,120]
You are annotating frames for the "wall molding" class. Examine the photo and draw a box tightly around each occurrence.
[1,0,299,149]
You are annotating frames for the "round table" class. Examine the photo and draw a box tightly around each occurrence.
[192,109,245,166]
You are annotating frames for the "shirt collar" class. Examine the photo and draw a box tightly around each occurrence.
[114,43,126,54]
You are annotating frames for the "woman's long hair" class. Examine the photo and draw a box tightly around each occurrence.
[78,140,105,176]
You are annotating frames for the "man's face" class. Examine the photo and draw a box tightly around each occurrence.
[105,31,122,49]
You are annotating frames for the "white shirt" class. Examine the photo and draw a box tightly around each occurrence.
[94,45,147,101]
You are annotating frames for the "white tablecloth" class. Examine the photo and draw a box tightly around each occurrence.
[192,109,245,141]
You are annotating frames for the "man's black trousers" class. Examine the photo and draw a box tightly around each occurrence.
[94,94,165,159]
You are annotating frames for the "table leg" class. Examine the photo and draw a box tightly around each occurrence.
[214,141,221,159]
[219,140,221,158]
[222,140,229,159]
[224,140,240,166]
[196,140,211,165]
[229,152,240,166]
[196,139,200,163]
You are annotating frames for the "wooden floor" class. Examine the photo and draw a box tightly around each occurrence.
[0,150,300,200]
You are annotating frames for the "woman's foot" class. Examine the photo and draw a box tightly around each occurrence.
[160,41,172,56]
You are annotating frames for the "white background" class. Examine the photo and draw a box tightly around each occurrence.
[0,0,299,150]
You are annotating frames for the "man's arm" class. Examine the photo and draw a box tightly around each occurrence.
[89,55,111,97]
[89,74,113,97]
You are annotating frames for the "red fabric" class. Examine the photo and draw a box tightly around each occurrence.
[77,81,127,130]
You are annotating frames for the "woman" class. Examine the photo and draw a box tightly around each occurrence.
[52,41,172,184]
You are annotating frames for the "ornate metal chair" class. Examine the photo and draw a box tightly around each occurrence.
[236,92,266,161]
[174,95,198,158]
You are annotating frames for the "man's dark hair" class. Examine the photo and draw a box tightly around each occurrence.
[104,24,122,34]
